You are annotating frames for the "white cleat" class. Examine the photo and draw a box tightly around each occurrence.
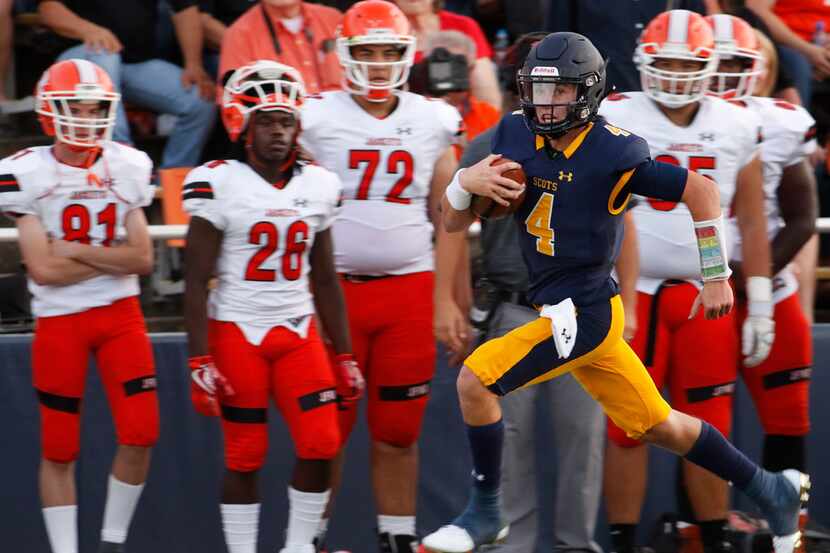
[772,532,802,553]
[421,524,509,553]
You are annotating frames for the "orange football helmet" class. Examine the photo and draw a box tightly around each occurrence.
[221,60,305,142]
[705,14,764,100]
[336,0,416,102]
[35,59,120,148]
[635,10,718,107]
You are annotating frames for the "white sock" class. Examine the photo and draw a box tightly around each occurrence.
[285,487,330,546]
[316,517,329,541]
[378,514,416,536]
[43,505,78,553]
[101,475,144,543]
[221,503,260,553]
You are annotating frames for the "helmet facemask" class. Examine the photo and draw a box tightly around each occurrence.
[636,42,718,107]
[337,34,416,102]
[222,62,305,142]
[37,85,120,148]
[710,49,763,100]
[517,70,602,137]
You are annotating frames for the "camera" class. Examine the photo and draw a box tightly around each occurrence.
[409,47,470,96]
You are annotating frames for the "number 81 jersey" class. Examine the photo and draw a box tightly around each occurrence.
[0,143,154,317]
[300,90,463,275]
[183,159,342,345]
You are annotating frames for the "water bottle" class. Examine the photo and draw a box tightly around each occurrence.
[814,20,827,47]
[494,29,510,67]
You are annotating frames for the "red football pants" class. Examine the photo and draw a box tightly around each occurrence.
[33,296,158,462]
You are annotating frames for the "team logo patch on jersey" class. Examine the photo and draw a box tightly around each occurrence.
[698,133,715,142]
[266,208,301,217]
[558,170,573,182]
[366,137,403,146]
[182,181,214,200]
[0,174,20,193]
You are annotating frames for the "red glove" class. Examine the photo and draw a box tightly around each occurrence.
[189,355,235,417]
[334,353,364,402]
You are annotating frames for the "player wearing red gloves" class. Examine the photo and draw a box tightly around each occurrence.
[183,60,363,553]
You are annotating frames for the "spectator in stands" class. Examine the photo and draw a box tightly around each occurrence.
[743,0,830,105]
[218,0,343,99]
[416,30,500,151]
[37,0,216,169]
[545,0,709,93]
[199,0,256,77]
[0,0,12,103]
[393,0,502,107]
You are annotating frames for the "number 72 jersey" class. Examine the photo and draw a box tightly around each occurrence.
[0,143,154,317]
[300,90,463,275]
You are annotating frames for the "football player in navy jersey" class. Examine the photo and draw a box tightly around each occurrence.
[421,32,809,553]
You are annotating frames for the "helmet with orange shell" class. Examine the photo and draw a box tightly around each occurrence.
[336,0,416,102]
[221,60,306,142]
[35,59,120,148]
[635,9,718,107]
[704,14,764,100]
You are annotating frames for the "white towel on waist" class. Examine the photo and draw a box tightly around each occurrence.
[539,298,578,359]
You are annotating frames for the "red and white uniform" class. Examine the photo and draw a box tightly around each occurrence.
[0,142,158,462]
[730,97,816,436]
[299,90,463,446]
[599,92,761,445]
[183,159,344,468]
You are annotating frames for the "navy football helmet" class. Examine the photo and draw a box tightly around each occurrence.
[517,32,608,137]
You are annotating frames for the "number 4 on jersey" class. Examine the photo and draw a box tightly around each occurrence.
[526,192,555,256]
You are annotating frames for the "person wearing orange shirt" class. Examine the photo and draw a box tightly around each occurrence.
[218,0,343,100]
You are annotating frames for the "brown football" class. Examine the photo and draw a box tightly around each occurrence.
[470,157,527,220]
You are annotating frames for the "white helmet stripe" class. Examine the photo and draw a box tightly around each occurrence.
[73,59,99,84]
[712,14,734,42]
[667,9,691,44]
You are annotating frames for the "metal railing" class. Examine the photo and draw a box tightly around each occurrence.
[3,219,830,242]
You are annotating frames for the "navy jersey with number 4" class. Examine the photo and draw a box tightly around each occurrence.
[491,112,688,307]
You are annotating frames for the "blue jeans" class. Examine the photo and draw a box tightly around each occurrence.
[58,45,216,168]
[778,45,814,105]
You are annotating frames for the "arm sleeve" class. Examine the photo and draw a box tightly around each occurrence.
[628,159,688,202]
[182,166,226,230]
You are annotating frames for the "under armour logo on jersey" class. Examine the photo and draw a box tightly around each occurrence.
[560,328,572,344]
[396,127,413,135]
[558,171,573,182]
[293,198,309,207]
[698,132,715,142]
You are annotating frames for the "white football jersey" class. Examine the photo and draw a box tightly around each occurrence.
[599,92,762,294]
[183,159,342,345]
[300,90,463,275]
[0,142,154,317]
[729,97,816,302]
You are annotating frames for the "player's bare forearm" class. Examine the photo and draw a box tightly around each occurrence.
[735,156,772,278]
[616,210,639,306]
[310,229,352,355]
[61,209,153,275]
[440,195,476,232]
[772,159,817,274]
[429,147,459,227]
[184,217,222,357]
[16,214,102,285]
[680,170,722,222]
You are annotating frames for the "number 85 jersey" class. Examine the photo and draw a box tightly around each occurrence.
[183,159,342,345]
[0,143,154,317]
[300,90,463,275]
